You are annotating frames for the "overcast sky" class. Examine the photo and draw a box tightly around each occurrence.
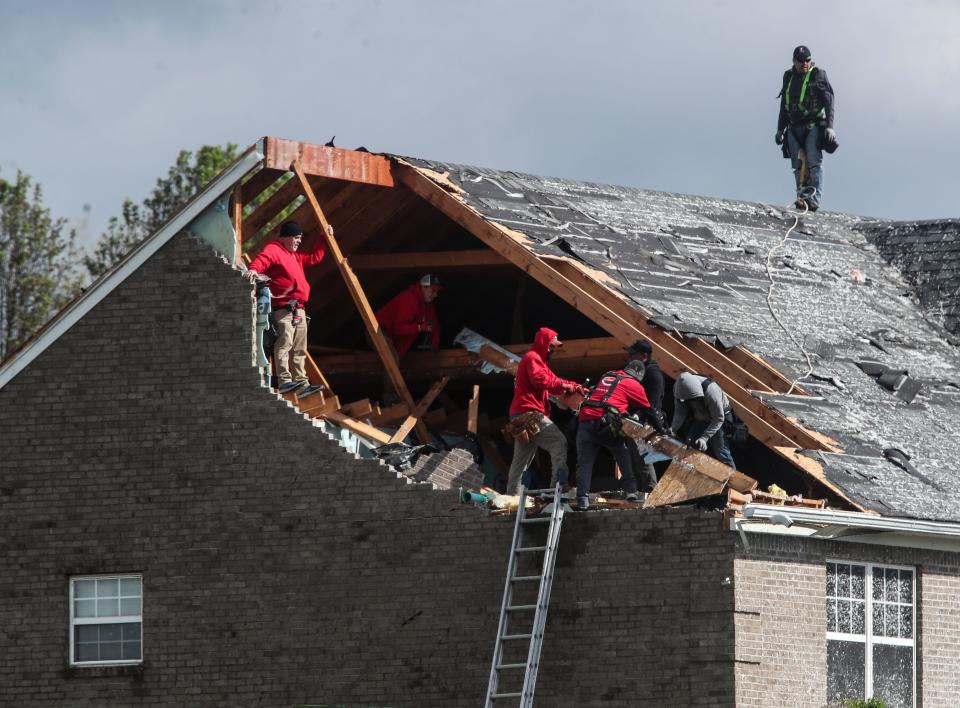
[2,0,959,251]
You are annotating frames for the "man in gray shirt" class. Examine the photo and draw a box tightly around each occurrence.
[671,372,737,469]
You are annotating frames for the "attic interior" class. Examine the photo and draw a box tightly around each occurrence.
[236,141,855,509]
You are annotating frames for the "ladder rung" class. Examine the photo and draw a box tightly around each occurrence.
[492,692,522,699]
[515,545,546,553]
[520,516,551,524]
[510,575,542,582]
[503,633,532,641]
[496,662,527,670]
[507,604,536,611]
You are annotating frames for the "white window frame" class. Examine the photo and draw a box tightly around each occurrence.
[826,560,916,707]
[69,574,143,667]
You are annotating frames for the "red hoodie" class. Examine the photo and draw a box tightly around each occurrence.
[247,240,325,307]
[509,327,578,417]
[376,284,440,357]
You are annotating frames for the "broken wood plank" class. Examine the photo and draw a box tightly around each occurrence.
[293,159,429,444]
[264,137,395,187]
[349,249,509,270]
[232,183,243,265]
[302,395,341,419]
[645,461,727,508]
[467,385,480,435]
[338,398,377,419]
[388,376,450,444]
[323,410,392,444]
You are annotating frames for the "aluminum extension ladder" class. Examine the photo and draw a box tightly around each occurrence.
[484,484,565,707]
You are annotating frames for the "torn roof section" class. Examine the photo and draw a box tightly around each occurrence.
[400,156,960,522]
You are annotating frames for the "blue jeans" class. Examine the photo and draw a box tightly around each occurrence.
[685,420,736,470]
[575,419,637,506]
[786,124,823,207]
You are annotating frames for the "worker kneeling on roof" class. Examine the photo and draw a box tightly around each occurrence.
[505,327,584,495]
[575,360,669,511]
[376,274,443,357]
[672,372,738,470]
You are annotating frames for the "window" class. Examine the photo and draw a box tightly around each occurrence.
[826,562,915,708]
[69,575,142,666]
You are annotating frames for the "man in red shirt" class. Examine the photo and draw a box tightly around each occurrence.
[506,327,583,495]
[376,274,443,357]
[575,360,661,510]
[246,220,329,393]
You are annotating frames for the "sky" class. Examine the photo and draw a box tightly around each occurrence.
[2,0,959,252]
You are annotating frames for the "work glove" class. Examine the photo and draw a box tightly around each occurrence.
[775,129,785,146]
[691,437,708,452]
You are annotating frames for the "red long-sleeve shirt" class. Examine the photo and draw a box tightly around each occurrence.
[376,284,440,357]
[578,370,650,422]
[509,327,578,417]
[247,240,325,307]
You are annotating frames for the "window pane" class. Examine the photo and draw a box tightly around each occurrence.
[838,565,850,597]
[885,571,898,602]
[76,625,99,643]
[838,600,851,634]
[899,606,913,639]
[873,603,886,637]
[900,571,913,603]
[827,598,838,632]
[75,642,99,663]
[873,568,884,601]
[827,563,837,596]
[827,639,865,703]
[100,624,122,642]
[96,578,119,598]
[119,577,141,596]
[121,623,141,641]
[851,601,865,635]
[74,580,96,599]
[122,640,142,660]
[851,565,865,599]
[873,644,913,708]
[97,598,119,617]
[120,597,141,616]
[74,598,96,618]
[100,641,122,661]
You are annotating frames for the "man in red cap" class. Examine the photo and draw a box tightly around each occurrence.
[246,220,329,393]
[376,274,443,358]
[506,327,584,495]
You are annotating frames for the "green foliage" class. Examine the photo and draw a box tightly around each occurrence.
[0,171,83,360]
[84,143,239,278]
[843,698,887,708]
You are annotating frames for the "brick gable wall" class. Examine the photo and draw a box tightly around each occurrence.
[0,233,738,707]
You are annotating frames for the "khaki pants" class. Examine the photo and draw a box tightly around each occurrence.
[272,307,308,384]
[506,416,569,495]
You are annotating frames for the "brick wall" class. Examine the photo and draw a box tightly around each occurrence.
[0,233,739,707]
[734,532,960,706]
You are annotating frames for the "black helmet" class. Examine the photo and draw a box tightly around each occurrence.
[793,45,811,62]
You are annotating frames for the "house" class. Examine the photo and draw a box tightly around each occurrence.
[1,136,959,707]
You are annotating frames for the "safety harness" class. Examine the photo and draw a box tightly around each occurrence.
[784,68,826,125]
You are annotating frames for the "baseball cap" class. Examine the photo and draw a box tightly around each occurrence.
[420,274,443,288]
[793,45,812,62]
[626,339,653,356]
[549,334,563,347]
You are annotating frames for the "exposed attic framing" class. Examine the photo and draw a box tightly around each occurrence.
[227,138,862,510]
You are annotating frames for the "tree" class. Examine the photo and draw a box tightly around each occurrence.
[0,172,83,361]
[84,143,239,278]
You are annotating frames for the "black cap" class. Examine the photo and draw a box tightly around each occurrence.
[626,339,653,356]
[420,274,443,288]
[793,45,811,62]
[280,221,303,238]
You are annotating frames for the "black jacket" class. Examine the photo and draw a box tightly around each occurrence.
[641,358,665,411]
[777,65,834,133]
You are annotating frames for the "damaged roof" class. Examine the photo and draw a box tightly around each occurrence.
[401,156,960,522]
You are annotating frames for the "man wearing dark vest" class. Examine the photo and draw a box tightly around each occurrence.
[575,360,659,511]
[775,45,837,211]
[625,339,667,492]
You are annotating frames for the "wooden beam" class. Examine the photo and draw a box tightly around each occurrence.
[232,183,243,266]
[339,398,377,419]
[264,137,395,187]
[292,159,429,444]
[323,410,392,444]
[302,394,341,419]
[729,345,807,395]
[349,250,510,270]
[467,385,480,435]
[388,376,450,444]
[681,336,774,394]
[240,167,285,205]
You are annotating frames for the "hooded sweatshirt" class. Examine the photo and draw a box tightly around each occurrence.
[247,239,325,307]
[671,372,730,441]
[509,327,578,417]
[375,283,441,357]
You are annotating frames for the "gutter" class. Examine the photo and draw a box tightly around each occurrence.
[731,503,960,553]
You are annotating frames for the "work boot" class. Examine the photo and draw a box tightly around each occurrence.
[626,492,642,503]
[575,497,589,512]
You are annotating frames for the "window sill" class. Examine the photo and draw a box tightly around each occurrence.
[64,664,144,679]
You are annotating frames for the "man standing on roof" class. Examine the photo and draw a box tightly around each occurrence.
[625,339,668,492]
[575,360,667,511]
[376,275,443,357]
[506,327,584,495]
[672,372,737,469]
[775,45,837,212]
[245,220,329,394]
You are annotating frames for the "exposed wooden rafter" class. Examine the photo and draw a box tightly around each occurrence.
[264,137,395,187]
[349,250,510,271]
